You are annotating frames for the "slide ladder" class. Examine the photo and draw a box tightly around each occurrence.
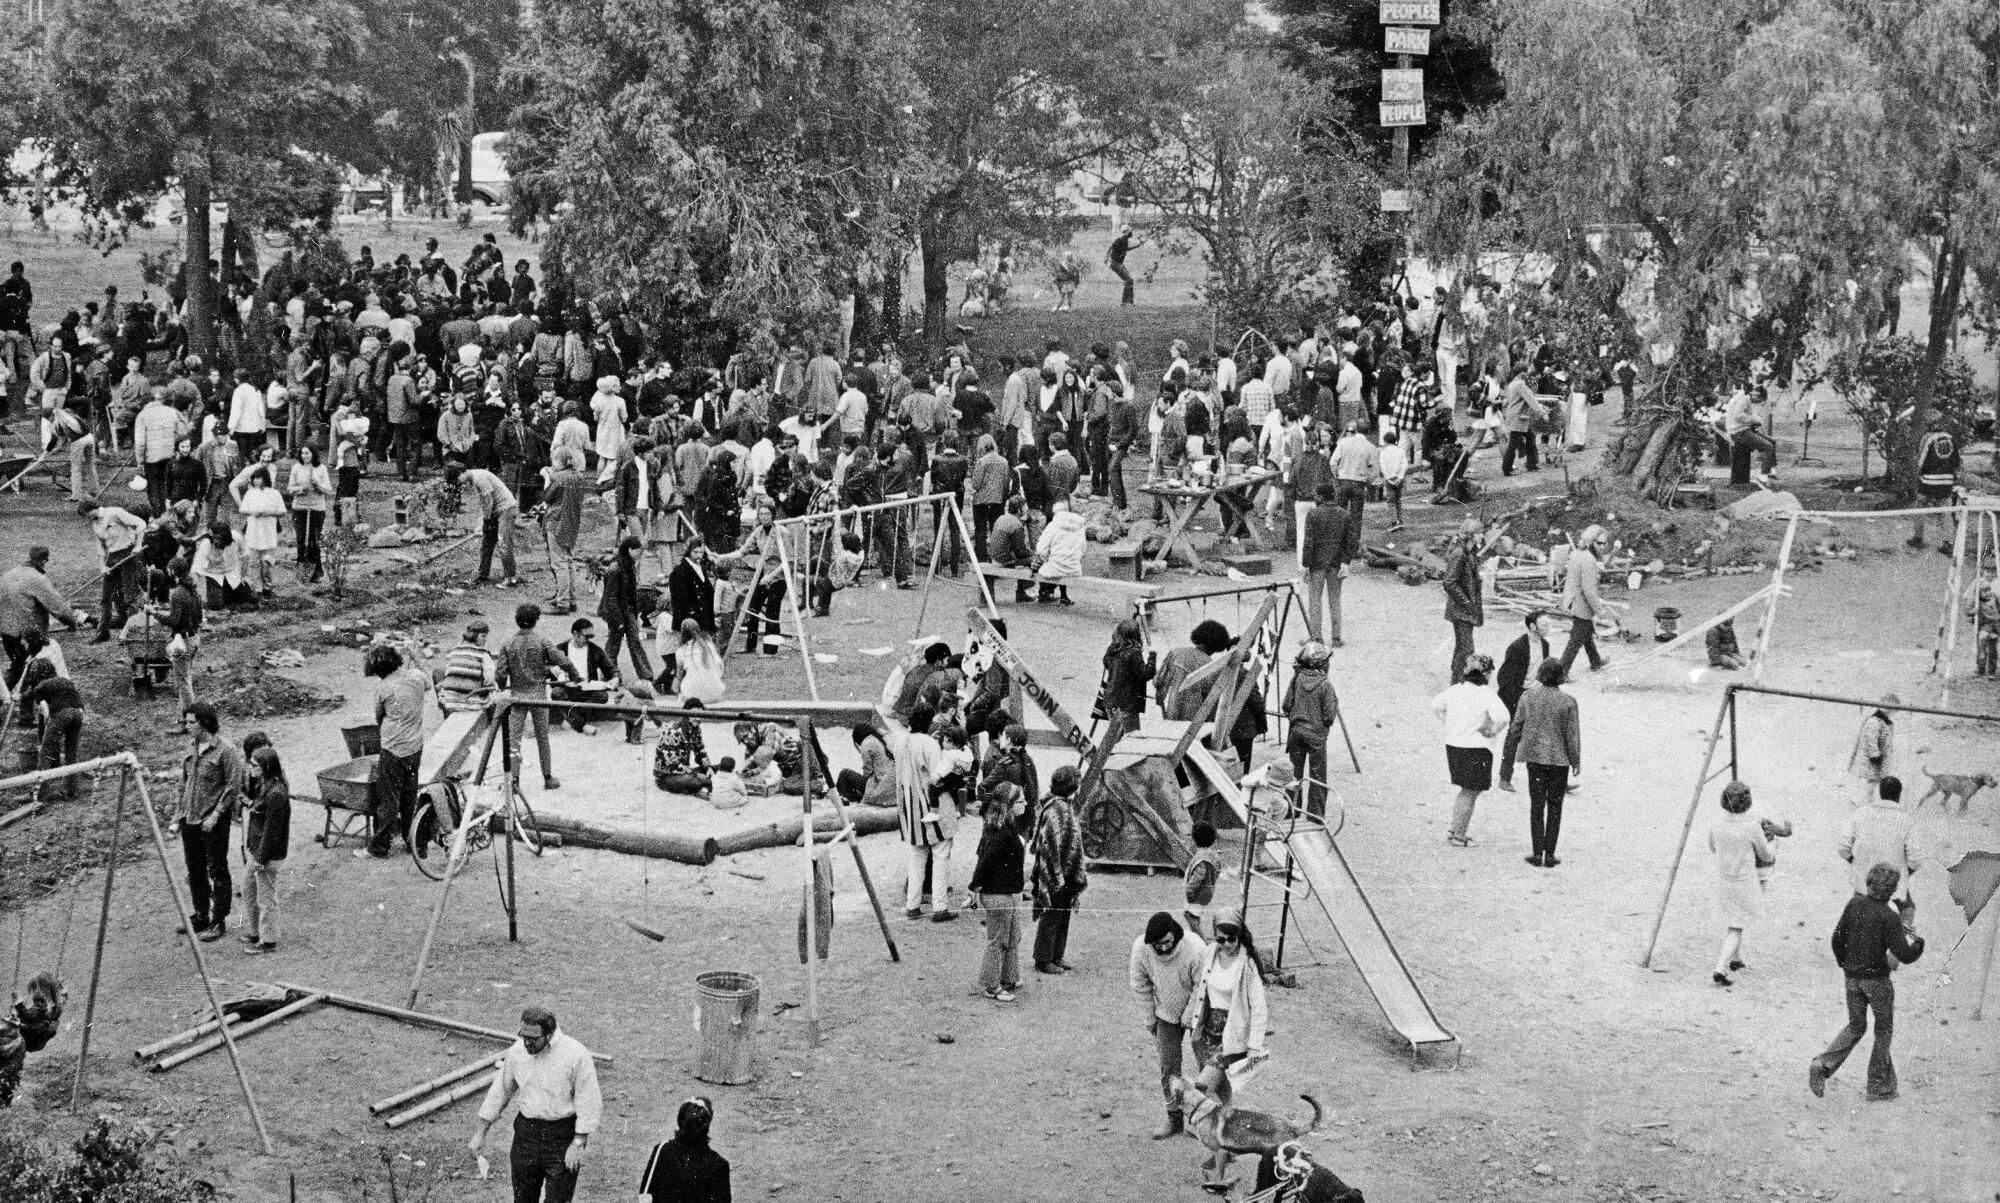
[1182,747,1459,1066]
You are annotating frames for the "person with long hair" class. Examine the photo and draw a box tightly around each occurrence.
[288,443,331,583]
[237,466,287,597]
[1182,909,1269,1095]
[637,1097,730,1202]
[1031,764,1088,975]
[240,743,290,955]
[596,534,654,682]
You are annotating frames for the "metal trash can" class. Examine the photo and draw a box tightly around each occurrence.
[693,971,760,1084]
[1654,607,1682,642]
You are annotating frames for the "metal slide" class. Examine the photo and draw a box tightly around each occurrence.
[1182,744,1458,1063]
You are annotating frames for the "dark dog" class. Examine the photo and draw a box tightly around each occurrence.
[1916,767,1997,813]
[1170,1074,1322,1192]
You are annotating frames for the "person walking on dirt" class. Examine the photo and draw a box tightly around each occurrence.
[1106,229,1141,306]
[1558,524,1612,675]
[1847,695,1897,806]
[1509,658,1581,869]
[1432,654,1509,848]
[172,701,244,942]
[637,1097,730,1203]
[1808,863,1925,1102]
[1441,518,1485,683]
[1129,911,1206,1139]
[970,781,1031,1002]
[1707,780,1778,986]
[1839,775,1919,923]
[1031,765,1087,974]
[1495,610,1555,792]
[471,1005,602,1203]
[1281,642,1337,819]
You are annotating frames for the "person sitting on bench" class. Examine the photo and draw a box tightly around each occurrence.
[987,496,1034,602]
[1032,498,1086,606]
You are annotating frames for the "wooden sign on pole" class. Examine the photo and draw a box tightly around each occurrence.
[1385,25,1431,54]
[1379,0,1440,24]
[1380,101,1427,127]
[1381,68,1423,102]
[1379,189,1412,213]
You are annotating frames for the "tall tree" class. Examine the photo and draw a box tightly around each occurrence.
[1410,0,1931,498]
[504,0,926,355]
[904,0,1239,347]
[1270,0,1505,164]
[39,0,367,361]
[1117,42,1385,334]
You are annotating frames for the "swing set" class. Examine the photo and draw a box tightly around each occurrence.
[0,752,276,1152]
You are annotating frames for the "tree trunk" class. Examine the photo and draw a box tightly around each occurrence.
[181,150,216,365]
[881,248,906,349]
[1900,237,1965,495]
[920,209,950,353]
[1630,419,1679,494]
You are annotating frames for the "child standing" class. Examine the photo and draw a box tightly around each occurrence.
[1970,574,1998,677]
[1183,821,1221,939]
[1378,429,1408,532]
[240,744,290,955]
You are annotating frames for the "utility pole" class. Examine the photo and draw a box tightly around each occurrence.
[1378,2,1438,273]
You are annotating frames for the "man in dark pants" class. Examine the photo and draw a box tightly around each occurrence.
[470,1005,602,1203]
[1441,518,1484,683]
[1107,379,1139,511]
[173,702,243,941]
[1031,765,1087,973]
[1508,658,1580,868]
[1106,229,1139,305]
[1808,863,1925,1102]
[1495,610,1555,791]
[362,645,430,858]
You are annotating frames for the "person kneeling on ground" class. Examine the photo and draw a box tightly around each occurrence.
[653,699,713,797]
[709,756,748,811]
[836,722,897,808]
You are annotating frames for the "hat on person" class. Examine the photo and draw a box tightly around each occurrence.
[335,300,353,312]
[1295,641,1330,667]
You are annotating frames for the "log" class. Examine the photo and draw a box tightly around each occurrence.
[382,1070,499,1129]
[529,813,719,865]
[1630,420,1679,492]
[711,808,900,858]
[370,1052,506,1114]
[150,993,327,1072]
[270,982,612,1063]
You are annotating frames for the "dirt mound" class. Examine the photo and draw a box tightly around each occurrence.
[209,661,346,721]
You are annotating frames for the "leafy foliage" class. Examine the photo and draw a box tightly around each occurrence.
[1826,337,1982,481]
[505,0,929,355]
[0,1119,214,1203]
[1117,43,1386,333]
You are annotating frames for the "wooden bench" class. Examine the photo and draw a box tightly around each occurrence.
[1104,540,1146,581]
[980,564,1159,603]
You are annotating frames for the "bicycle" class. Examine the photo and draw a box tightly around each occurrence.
[408,775,545,903]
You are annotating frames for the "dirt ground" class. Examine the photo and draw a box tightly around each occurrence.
[2,220,1998,1201]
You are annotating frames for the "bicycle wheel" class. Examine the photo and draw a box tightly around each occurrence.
[409,785,465,881]
[510,791,545,856]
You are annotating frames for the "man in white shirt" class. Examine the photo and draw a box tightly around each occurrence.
[1213,349,1237,407]
[470,1005,602,1203]
[1264,346,1293,406]
[1334,350,1363,432]
[833,382,868,438]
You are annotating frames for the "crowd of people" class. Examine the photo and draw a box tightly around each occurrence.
[0,234,1965,1203]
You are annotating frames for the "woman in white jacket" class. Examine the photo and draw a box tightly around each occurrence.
[1180,909,1269,1097]
[1033,498,1088,606]
[237,466,288,596]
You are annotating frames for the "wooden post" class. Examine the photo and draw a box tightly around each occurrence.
[1972,898,1998,1022]
[912,496,949,638]
[128,766,276,1153]
[1751,515,1799,682]
[1641,688,1736,967]
[71,766,128,1110]
[409,717,505,1009]
[798,718,823,1046]
[150,992,327,1072]
[804,718,899,963]
[1938,506,1970,708]
[369,1052,506,1114]
[774,539,821,702]
[949,496,1001,616]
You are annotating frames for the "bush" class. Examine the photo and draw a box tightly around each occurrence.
[1826,337,1981,482]
[0,1118,213,1203]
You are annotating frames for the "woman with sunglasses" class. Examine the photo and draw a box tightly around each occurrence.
[1182,908,1270,1099]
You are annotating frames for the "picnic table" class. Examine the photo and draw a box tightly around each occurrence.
[1138,466,1281,572]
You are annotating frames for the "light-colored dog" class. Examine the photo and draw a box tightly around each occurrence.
[1916,767,1997,813]
[1169,1073,1322,1193]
